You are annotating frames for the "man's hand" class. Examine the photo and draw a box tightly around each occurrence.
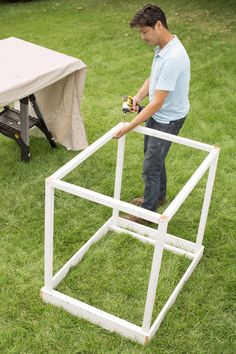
[132,95,141,111]
[113,122,131,139]
[114,89,168,139]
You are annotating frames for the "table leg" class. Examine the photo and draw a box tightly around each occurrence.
[20,97,30,162]
[29,94,56,148]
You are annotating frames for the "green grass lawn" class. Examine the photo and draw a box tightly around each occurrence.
[0,0,236,353]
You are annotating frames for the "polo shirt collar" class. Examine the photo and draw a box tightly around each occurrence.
[154,35,178,58]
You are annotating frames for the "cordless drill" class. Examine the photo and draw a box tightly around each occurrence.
[122,95,144,119]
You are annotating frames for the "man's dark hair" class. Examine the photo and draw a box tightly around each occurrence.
[130,4,168,29]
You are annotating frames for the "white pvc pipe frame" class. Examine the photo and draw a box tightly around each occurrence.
[40,124,220,345]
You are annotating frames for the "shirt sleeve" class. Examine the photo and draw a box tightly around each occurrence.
[155,59,181,91]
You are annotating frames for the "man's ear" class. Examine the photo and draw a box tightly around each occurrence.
[155,20,162,31]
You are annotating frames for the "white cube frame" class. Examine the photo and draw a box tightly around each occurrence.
[40,124,219,345]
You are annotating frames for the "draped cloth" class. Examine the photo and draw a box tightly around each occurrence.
[0,37,88,150]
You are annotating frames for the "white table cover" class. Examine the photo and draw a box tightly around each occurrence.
[0,37,88,150]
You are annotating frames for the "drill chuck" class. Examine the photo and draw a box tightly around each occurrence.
[122,96,133,113]
[122,95,144,114]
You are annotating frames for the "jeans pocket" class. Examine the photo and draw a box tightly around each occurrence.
[169,117,186,131]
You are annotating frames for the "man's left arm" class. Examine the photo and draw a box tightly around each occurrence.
[114,90,168,139]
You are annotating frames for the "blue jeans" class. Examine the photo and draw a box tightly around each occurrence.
[142,117,186,211]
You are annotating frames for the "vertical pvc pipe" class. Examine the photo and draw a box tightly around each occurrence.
[112,136,126,221]
[196,148,220,252]
[44,179,55,290]
[142,217,167,332]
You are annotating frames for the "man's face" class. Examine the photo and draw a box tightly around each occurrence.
[137,22,161,45]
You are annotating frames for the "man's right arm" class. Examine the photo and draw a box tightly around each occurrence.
[132,77,150,110]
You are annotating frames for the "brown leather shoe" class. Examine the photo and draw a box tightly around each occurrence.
[123,214,150,225]
[131,197,166,207]
[131,197,144,206]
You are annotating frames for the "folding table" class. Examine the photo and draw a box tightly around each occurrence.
[0,37,88,161]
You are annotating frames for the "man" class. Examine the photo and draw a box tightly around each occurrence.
[114,4,190,223]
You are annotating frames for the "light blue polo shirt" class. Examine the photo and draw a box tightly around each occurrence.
[149,36,190,123]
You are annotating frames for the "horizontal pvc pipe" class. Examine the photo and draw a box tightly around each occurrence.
[111,225,195,259]
[41,288,147,345]
[49,123,215,181]
[116,217,197,253]
[50,179,161,224]
[134,125,214,152]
